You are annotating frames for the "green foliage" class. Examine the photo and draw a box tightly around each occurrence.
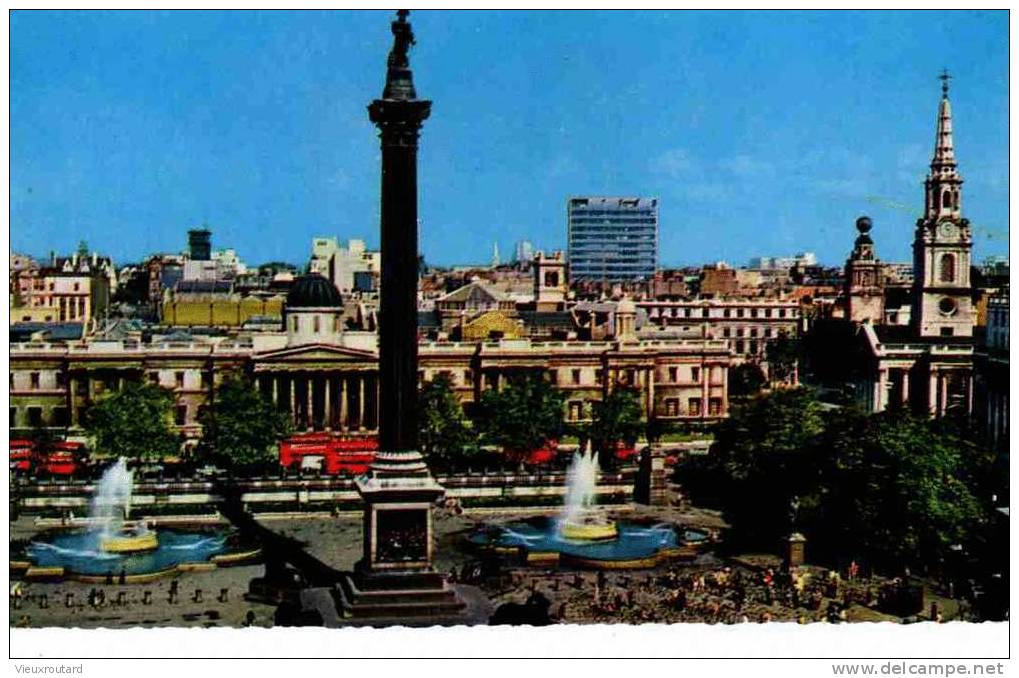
[198,376,293,472]
[708,387,827,546]
[475,371,566,456]
[729,362,767,397]
[706,387,994,571]
[765,331,799,383]
[815,409,990,570]
[588,386,643,467]
[83,382,179,462]
[418,374,476,471]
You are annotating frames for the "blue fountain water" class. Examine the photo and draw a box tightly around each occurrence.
[27,529,229,576]
[469,516,709,562]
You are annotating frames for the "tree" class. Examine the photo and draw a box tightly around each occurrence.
[475,371,566,459]
[707,387,827,547]
[83,382,179,462]
[815,409,991,571]
[765,331,799,384]
[418,374,475,471]
[588,386,643,468]
[728,362,767,397]
[198,376,293,472]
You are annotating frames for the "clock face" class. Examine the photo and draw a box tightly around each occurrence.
[938,221,958,239]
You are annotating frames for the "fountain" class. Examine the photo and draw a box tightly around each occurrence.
[91,458,158,554]
[20,458,250,580]
[468,442,713,569]
[558,443,618,541]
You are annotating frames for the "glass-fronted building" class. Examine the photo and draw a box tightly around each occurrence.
[567,197,658,282]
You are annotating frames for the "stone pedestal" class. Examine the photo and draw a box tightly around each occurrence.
[634,444,668,506]
[783,532,807,567]
[335,449,467,622]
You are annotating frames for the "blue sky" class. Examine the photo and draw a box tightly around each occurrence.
[11,9,1009,268]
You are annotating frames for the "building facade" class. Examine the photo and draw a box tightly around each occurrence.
[567,197,658,282]
[852,77,977,417]
[10,274,733,443]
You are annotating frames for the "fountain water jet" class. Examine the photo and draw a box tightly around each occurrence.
[91,458,157,553]
[558,442,618,541]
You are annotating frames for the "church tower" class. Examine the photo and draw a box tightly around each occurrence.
[912,71,974,338]
[845,215,885,324]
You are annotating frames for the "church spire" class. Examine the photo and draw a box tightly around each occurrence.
[923,70,962,221]
[931,69,956,168]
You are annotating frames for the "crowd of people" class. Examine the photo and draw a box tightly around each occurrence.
[486,559,955,625]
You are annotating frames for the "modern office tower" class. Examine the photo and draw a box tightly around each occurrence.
[567,197,658,282]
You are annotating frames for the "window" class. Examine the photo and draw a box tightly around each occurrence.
[723,328,731,338]
[723,309,731,318]
[764,328,773,338]
[939,253,956,283]
[691,367,700,383]
[313,315,321,333]
[569,401,583,421]
[292,316,299,332]
[940,327,954,337]
[463,370,473,385]
[175,405,188,426]
[779,309,786,318]
[750,328,758,338]
[548,369,558,384]
[943,190,952,209]
[665,398,679,417]
[201,372,213,389]
[737,309,745,318]
[668,367,678,382]
[684,308,692,318]
[571,369,581,385]
[56,372,66,387]
[52,407,69,426]
[709,398,722,416]
[736,340,745,353]
[751,309,758,318]
[688,398,702,416]
[10,407,16,426]
[27,407,43,427]
[149,371,160,385]
[750,341,759,354]
[594,369,603,383]
[30,372,40,389]
[175,371,185,389]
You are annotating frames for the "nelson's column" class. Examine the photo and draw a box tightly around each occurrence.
[333,10,477,624]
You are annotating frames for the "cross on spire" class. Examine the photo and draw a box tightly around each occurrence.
[939,68,952,97]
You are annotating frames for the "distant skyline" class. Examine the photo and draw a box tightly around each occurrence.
[11,10,1009,269]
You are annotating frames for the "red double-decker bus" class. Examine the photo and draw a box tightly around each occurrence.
[279,433,378,476]
[9,439,86,476]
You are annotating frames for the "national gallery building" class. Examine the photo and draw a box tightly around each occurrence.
[10,274,733,445]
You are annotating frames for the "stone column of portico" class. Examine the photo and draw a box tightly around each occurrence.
[928,371,939,416]
[289,375,297,426]
[339,376,348,431]
[272,375,279,407]
[305,373,313,430]
[324,376,332,431]
[901,369,910,406]
[939,373,949,416]
[358,376,366,431]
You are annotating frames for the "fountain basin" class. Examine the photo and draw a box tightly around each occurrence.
[22,527,250,580]
[560,520,619,541]
[469,517,712,570]
[100,530,159,554]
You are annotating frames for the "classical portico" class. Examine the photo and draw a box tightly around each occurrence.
[252,345,379,433]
